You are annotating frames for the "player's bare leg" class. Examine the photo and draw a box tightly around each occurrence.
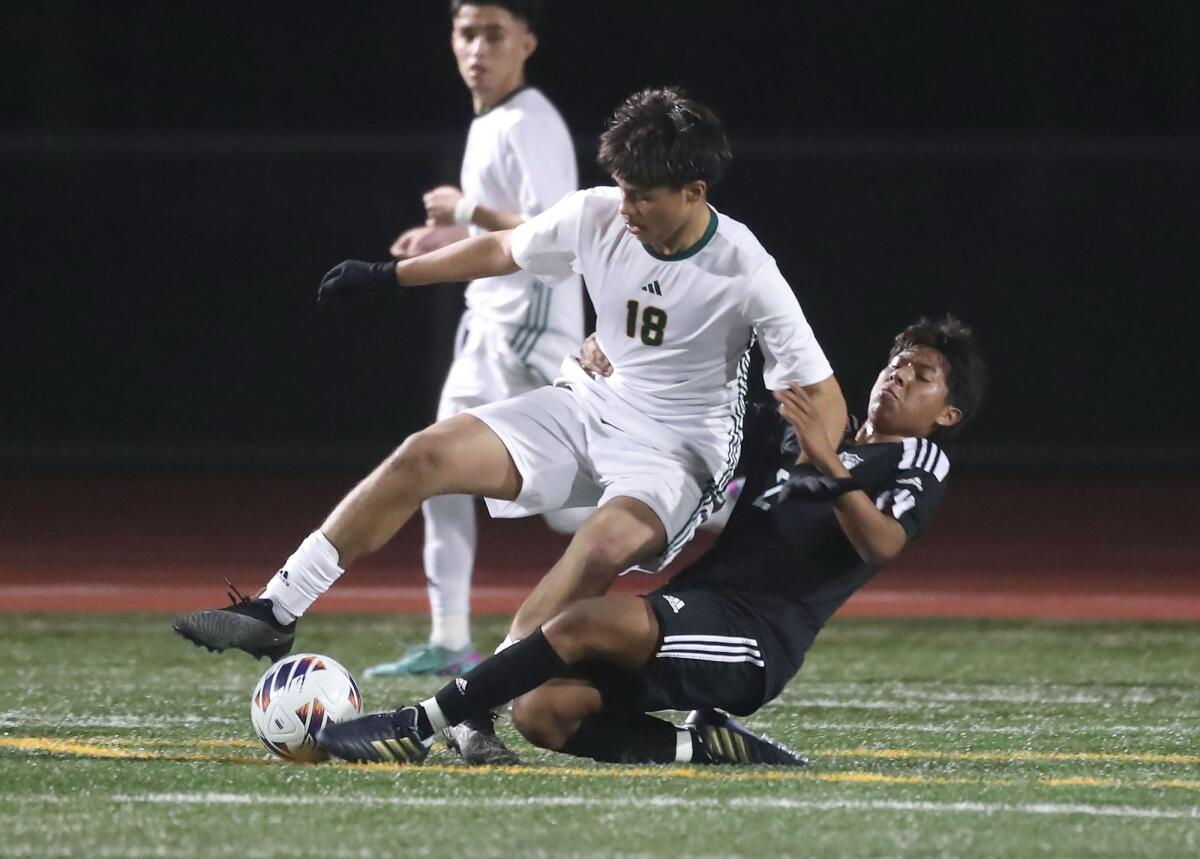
[320,414,521,565]
[173,414,521,658]
[506,497,667,640]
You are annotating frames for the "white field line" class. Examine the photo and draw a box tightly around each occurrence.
[3,793,1199,821]
[795,720,1197,737]
[2,711,1190,736]
[0,713,240,729]
[780,684,1192,706]
[0,583,527,600]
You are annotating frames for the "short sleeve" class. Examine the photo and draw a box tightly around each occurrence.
[872,438,950,540]
[744,262,834,389]
[510,189,589,282]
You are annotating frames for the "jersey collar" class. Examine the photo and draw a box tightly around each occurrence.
[642,207,718,262]
[476,85,529,117]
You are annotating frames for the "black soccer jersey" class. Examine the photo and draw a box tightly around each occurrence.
[668,404,949,659]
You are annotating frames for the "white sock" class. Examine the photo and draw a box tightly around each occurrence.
[674,728,695,763]
[430,613,471,651]
[419,697,449,733]
[422,493,476,648]
[262,531,344,621]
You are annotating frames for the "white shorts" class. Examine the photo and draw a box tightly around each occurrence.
[436,310,577,421]
[467,383,724,571]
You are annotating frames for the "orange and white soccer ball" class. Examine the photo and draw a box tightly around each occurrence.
[250,653,364,762]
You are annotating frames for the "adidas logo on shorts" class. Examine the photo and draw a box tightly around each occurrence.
[663,595,686,614]
[455,677,468,695]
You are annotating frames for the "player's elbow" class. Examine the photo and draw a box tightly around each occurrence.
[852,532,907,568]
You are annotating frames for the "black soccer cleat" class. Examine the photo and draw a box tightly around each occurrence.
[443,712,520,766]
[684,708,808,767]
[172,582,296,661]
[317,706,430,765]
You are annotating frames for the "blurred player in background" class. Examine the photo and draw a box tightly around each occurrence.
[371,0,587,680]
[317,317,987,766]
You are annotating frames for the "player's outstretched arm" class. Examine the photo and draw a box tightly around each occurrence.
[774,383,906,567]
[802,375,849,454]
[318,230,520,306]
[395,229,519,285]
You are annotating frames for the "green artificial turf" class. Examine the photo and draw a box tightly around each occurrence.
[1,613,1197,858]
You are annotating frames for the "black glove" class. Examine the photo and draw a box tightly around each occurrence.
[777,473,863,503]
[317,260,399,307]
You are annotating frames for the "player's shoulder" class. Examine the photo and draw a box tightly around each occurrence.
[571,185,623,214]
[707,207,777,273]
[893,436,952,483]
[840,437,951,487]
[490,87,567,131]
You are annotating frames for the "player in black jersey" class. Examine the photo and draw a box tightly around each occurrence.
[318,316,986,766]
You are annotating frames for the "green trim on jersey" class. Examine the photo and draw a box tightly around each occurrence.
[642,208,719,262]
[508,279,551,361]
[475,84,530,117]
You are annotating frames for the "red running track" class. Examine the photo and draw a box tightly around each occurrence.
[1,472,1197,620]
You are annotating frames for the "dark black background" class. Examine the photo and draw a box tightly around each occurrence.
[4,1,1197,469]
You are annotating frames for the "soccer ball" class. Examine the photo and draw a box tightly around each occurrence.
[250,653,364,762]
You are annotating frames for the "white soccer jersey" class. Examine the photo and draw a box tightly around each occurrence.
[509,186,833,477]
[460,87,581,347]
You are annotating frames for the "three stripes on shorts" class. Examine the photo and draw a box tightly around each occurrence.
[656,634,764,668]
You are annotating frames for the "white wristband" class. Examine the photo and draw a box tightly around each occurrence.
[453,197,478,225]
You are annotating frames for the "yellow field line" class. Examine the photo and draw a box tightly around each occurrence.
[824,747,1200,766]
[22,737,1198,767]
[3,737,1198,792]
[0,737,271,766]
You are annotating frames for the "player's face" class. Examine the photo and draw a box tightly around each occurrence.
[451,4,536,109]
[615,179,701,247]
[867,346,962,437]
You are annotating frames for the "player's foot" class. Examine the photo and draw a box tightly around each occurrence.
[684,708,808,767]
[172,583,295,661]
[317,706,431,764]
[443,713,520,766]
[363,643,482,678]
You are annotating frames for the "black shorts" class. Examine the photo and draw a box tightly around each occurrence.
[586,586,814,717]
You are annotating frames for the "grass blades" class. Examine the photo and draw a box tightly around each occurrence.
[2,613,1198,858]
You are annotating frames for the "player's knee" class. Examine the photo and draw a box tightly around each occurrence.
[384,430,448,486]
[511,691,572,750]
[570,509,664,575]
[571,531,643,579]
[543,600,614,662]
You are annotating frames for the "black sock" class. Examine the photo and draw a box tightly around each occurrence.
[559,713,680,764]
[433,628,568,727]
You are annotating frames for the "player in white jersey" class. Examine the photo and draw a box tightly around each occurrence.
[367,0,587,680]
[174,88,848,758]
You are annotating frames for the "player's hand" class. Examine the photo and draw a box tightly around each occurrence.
[317,260,399,307]
[578,332,612,378]
[423,185,464,226]
[774,383,838,468]
[391,224,469,259]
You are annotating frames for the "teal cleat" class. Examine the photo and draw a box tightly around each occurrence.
[363,643,482,678]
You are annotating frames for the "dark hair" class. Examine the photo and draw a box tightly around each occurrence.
[890,315,987,439]
[449,0,542,32]
[597,87,732,190]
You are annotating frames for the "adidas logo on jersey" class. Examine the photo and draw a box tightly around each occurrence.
[640,280,662,295]
[663,595,686,614]
[897,476,924,491]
